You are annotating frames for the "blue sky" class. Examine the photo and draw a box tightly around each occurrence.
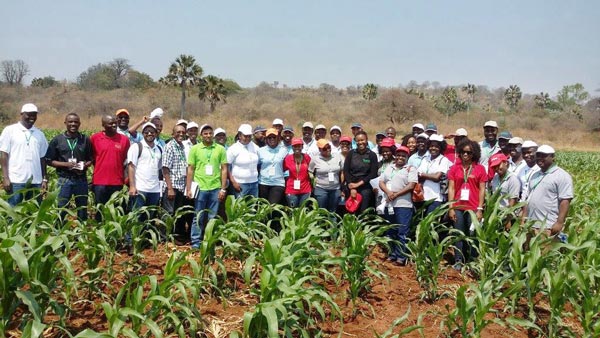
[1,0,598,95]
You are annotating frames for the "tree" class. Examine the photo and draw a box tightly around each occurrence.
[1,59,29,86]
[108,58,131,88]
[534,92,550,109]
[31,76,58,88]
[556,83,589,120]
[362,83,378,101]
[504,85,522,111]
[161,55,204,119]
[198,75,228,112]
[125,70,155,90]
[76,58,131,90]
[435,87,467,120]
[461,83,477,112]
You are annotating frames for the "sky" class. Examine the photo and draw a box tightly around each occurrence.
[1,0,599,96]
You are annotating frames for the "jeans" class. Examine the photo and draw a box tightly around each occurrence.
[314,186,340,213]
[234,182,259,198]
[259,184,285,205]
[127,191,161,244]
[8,182,42,207]
[190,188,220,248]
[57,176,88,221]
[453,209,473,263]
[286,193,310,208]
[384,207,413,260]
[93,185,123,222]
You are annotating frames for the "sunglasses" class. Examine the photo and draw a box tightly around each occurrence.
[460,150,473,155]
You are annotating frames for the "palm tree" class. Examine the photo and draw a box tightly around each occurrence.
[362,83,378,101]
[534,92,550,109]
[461,83,477,113]
[198,75,228,112]
[504,85,522,112]
[164,55,204,119]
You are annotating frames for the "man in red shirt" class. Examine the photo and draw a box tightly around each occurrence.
[91,115,130,220]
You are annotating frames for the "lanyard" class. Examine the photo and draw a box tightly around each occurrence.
[294,155,303,177]
[147,145,156,160]
[66,137,78,157]
[528,165,556,195]
[462,165,473,184]
[176,143,186,161]
[24,130,33,145]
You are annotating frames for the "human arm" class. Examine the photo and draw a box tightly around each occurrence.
[551,199,571,235]
[127,162,137,195]
[1,151,10,192]
[162,166,176,200]
[128,116,148,138]
[448,179,456,221]
[186,165,195,199]
[40,158,48,191]
[219,163,228,201]
[476,181,486,220]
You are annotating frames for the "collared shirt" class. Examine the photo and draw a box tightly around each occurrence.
[525,166,573,229]
[188,142,227,191]
[509,158,526,175]
[309,153,343,190]
[407,151,430,169]
[45,132,93,178]
[380,164,418,208]
[257,144,288,187]
[479,140,500,173]
[490,172,521,207]
[162,140,187,191]
[117,127,142,143]
[127,140,162,193]
[227,141,259,184]
[182,139,197,160]
[91,131,130,185]
[0,122,48,184]
[518,164,539,200]
[418,154,452,202]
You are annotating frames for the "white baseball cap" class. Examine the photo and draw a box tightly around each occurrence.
[330,125,342,133]
[522,140,538,148]
[412,123,425,130]
[429,134,444,142]
[214,127,226,135]
[536,145,555,154]
[176,119,188,126]
[416,132,429,140]
[454,128,468,136]
[508,137,524,145]
[186,122,199,130]
[238,123,253,136]
[315,124,326,130]
[484,120,498,128]
[141,122,157,132]
[21,103,38,113]
[302,122,314,129]
[150,107,164,118]
[272,118,283,126]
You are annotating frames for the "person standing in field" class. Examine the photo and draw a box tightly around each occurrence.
[283,138,312,207]
[115,108,144,143]
[488,153,521,230]
[407,133,430,169]
[521,145,573,237]
[227,124,260,198]
[214,128,228,149]
[518,140,539,199]
[45,113,93,221]
[329,126,342,154]
[162,123,193,245]
[90,115,130,219]
[444,128,468,164]
[0,103,48,206]
[448,139,487,270]
[417,134,452,215]
[479,120,500,174]
[257,128,288,205]
[343,131,378,213]
[309,138,344,212]
[186,124,228,249]
[507,137,526,174]
[183,122,199,159]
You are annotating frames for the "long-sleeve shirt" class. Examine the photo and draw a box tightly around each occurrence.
[343,149,378,187]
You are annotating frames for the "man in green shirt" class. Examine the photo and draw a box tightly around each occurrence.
[186,124,228,248]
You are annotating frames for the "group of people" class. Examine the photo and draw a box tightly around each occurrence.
[0,104,573,267]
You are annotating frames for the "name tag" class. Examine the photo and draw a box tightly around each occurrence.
[293,179,301,190]
[328,172,335,182]
[460,187,470,201]
[205,165,213,175]
[268,166,275,176]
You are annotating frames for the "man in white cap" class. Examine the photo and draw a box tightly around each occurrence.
[507,137,525,174]
[0,103,49,206]
[329,125,342,154]
[301,122,316,154]
[186,124,228,249]
[521,145,573,237]
[518,140,539,197]
[272,118,284,134]
[412,123,425,137]
[183,122,199,159]
[479,120,500,174]
[407,132,430,168]
[214,128,228,149]
[444,128,468,164]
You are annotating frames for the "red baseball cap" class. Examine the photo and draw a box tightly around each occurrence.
[489,153,508,168]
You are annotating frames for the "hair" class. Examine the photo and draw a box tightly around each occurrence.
[401,133,416,146]
[429,140,447,154]
[355,130,368,139]
[457,138,481,163]
[378,144,396,155]
[65,112,79,120]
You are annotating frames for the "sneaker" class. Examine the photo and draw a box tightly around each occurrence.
[452,262,463,271]
[396,258,408,266]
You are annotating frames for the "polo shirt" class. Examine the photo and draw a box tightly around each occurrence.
[45,132,93,178]
[309,153,343,190]
[227,141,259,184]
[418,154,452,202]
[407,151,430,169]
[117,127,142,143]
[490,172,521,207]
[479,140,500,173]
[127,140,162,193]
[162,140,187,191]
[283,153,312,195]
[508,158,526,175]
[182,139,198,160]
[91,131,130,185]
[518,165,539,201]
[525,166,573,229]
[0,122,48,184]
[448,163,487,211]
[188,142,227,191]
[379,164,418,208]
[257,145,287,187]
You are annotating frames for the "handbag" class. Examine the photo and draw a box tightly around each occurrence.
[412,182,425,203]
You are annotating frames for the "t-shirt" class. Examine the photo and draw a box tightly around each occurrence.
[91,132,130,186]
[448,163,487,211]
[525,166,573,229]
[45,132,93,179]
[379,164,418,208]
[490,172,521,207]
[227,141,259,184]
[117,127,142,143]
[257,145,287,187]
[309,153,343,190]
[418,154,452,202]
[187,142,227,191]
[0,122,48,184]
[127,140,162,193]
[283,153,312,195]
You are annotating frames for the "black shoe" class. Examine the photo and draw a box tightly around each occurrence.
[127,245,134,256]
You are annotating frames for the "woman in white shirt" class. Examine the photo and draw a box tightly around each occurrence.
[417,134,452,216]
[227,124,259,198]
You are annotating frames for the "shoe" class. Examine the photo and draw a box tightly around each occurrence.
[396,258,407,266]
[452,263,463,271]
[127,245,134,256]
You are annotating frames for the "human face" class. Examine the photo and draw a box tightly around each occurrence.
[64,114,80,134]
[143,127,157,143]
[498,138,510,154]
[386,127,396,139]
[484,127,497,144]
[239,133,252,145]
[355,134,368,152]
[172,125,186,144]
[376,135,385,146]
[187,127,199,142]
[493,161,509,177]
[273,124,283,133]
[319,144,331,158]
[302,127,313,141]
[315,128,326,140]
[116,113,129,129]
[102,116,117,134]
[459,145,474,164]
[536,152,554,172]
[412,127,424,136]
[509,143,522,161]
[266,134,279,148]
[254,131,265,142]
[428,141,441,158]
[282,131,293,144]
[381,147,393,161]
[20,111,38,129]
[351,127,361,136]
[406,137,417,153]
[151,119,163,135]
[416,137,428,153]
[454,135,466,146]
[292,144,303,155]
[215,133,227,146]
[425,130,436,137]
[395,151,408,167]
[330,130,341,143]
[340,141,350,155]
[200,128,213,145]
[523,147,537,167]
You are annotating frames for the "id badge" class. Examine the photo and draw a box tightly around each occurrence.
[68,157,77,164]
[328,172,335,182]
[386,182,392,190]
[268,166,275,176]
[205,165,214,175]
[460,187,470,201]
[293,179,301,190]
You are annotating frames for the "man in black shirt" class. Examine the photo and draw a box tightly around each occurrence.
[45,113,93,222]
